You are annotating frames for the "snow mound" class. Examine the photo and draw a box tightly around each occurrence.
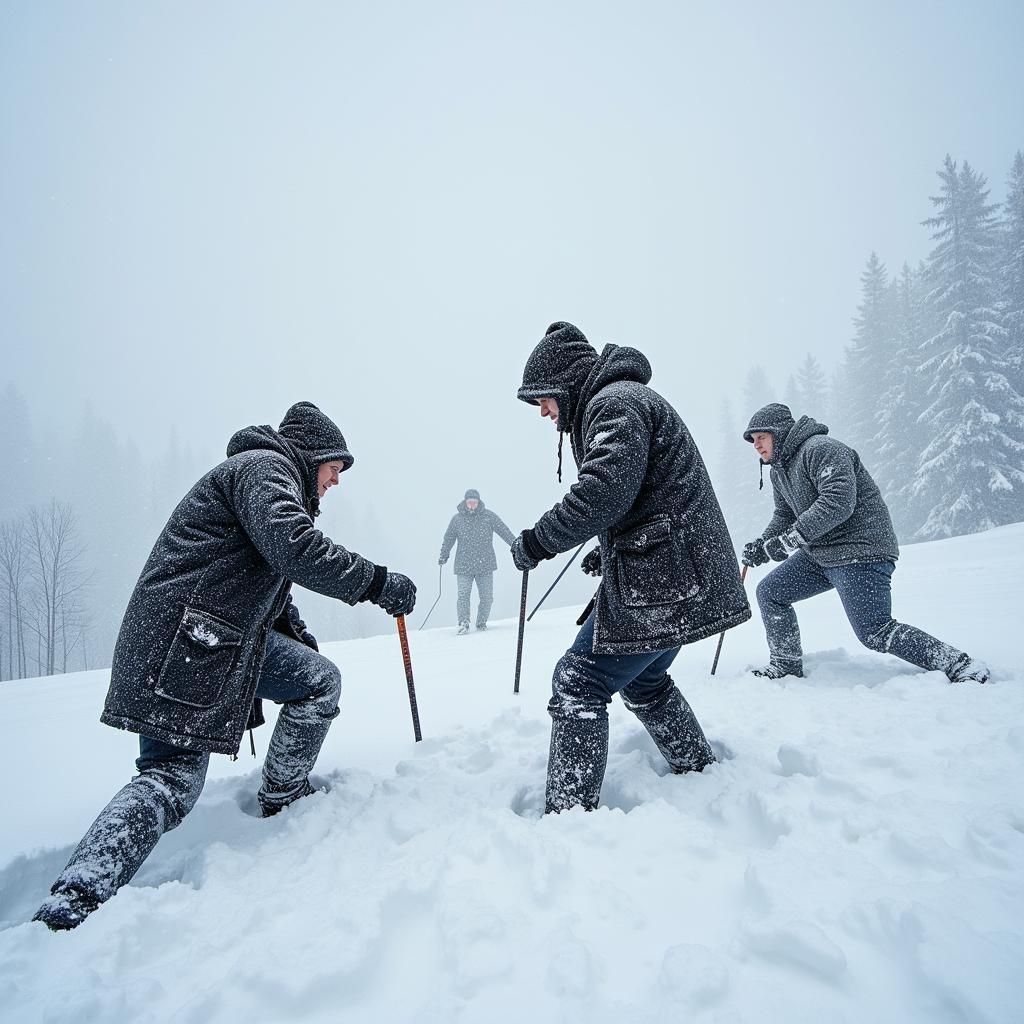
[1,526,1023,1022]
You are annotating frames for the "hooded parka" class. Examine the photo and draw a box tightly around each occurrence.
[102,402,376,755]
[518,322,750,655]
[439,490,516,574]
[744,403,899,567]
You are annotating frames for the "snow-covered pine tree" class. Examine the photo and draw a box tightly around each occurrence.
[841,252,893,469]
[873,264,931,537]
[1001,151,1024,395]
[912,156,1024,538]
[794,353,828,415]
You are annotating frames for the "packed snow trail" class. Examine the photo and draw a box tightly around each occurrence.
[1,526,1022,1022]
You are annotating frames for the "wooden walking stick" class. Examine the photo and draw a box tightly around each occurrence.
[710,564,748,676]
[396,615,423,741]
[513,569,529,694]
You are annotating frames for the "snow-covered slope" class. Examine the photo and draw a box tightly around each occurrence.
[2,526,1023,1023]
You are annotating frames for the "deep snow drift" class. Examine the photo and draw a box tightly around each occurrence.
[1,526,1023,1023]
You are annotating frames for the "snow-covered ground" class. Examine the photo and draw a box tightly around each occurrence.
[1,526,1023,1023]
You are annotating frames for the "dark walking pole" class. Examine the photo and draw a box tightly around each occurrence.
[396,615,423,741]
[513,569,529,694]
[419,564,444,630]
[527,541,587,622]
[710,564,748,676]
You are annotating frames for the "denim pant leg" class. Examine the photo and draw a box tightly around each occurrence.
[621,654,714,773]
[546,614,682,812]
[755,550,834,669]
[475,572,494,627]
[256,630,342,808]
[44,736,209,910]
[456,574,473,626]
[826,562,963,673]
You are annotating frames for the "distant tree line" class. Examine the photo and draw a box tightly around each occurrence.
[714,150,1024,547]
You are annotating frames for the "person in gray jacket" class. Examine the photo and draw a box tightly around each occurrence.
[34,402,417,931]
[439,489,516,633]
[741,403,988,683]
[512,322,750,813]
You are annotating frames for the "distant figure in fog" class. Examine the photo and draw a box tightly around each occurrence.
[439,488,515,634]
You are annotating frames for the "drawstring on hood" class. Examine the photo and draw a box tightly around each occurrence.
[743,402,829,489]
[517,322,651,482]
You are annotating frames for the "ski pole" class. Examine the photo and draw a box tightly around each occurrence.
[710,564,748,676]
[395,615,423,741]
[527,541,587,622]
[419,564,444,630]
[513,569,529,694]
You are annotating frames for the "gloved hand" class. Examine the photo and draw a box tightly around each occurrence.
[510,529,554,572]
[741,538,769,567]
[378,572,417,616]
[438,555,448,566]
[764,528,803,562]
[287,601,319,652]
[581,546,602,577]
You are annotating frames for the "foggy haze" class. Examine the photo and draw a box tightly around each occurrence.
[2,1,1023,650]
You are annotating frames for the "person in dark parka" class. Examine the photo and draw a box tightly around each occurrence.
[741,402,989,683]
[511,322,750,814]
[439,488,516,633]
[34,402,417,931]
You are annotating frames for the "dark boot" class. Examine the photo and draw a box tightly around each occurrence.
[751,659,804,679]
[622,678,715,773]
[544,713,609,814]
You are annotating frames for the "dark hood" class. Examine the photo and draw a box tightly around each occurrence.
[517,322,600,432]
[226,402,353,516]
[743,403,828,467]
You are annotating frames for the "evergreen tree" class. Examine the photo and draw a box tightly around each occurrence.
[794,353,828,415]
[1001,151,1024,394]
[912,156,1024,538]
[842,253,893,467]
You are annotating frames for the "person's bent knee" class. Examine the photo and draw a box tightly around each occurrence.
[549,651,610,718]
[136,751,208,829]
[310,656,342,714]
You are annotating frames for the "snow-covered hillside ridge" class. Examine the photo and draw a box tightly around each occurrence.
[2,526,1022,1023]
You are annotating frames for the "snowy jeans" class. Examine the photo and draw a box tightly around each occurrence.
[44,630,341,909]
[456,572,494,627]
[545,614,713,813]
[756,550,963,674]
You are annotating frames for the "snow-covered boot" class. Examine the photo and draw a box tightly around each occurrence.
[259,777,317,818]
[947,653,990,684]
[751,660,803,680]
[457,622,470,635]
[475,622,488,632]
[544,713,609,814]
[33,887,100,931]
[622,679,715,774]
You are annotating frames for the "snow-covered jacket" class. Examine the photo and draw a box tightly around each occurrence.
[744,403,900,567]
[440,497,516,575]
[518,322,750,655]
[102,403,376,755]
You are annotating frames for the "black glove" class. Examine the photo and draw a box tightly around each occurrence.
[360,565,417,617]
[741,538,769,567]
[510,529,554,572]
[581,546,602,577]
[438,555,448,566]
[287,601,319,652]
[764,528,803,562]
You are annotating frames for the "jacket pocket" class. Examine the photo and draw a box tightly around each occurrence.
[613,517,700,608]
[155,607,244,709]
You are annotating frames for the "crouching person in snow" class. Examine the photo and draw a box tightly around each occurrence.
[512,322,750,814]
[741,402,988,684]
[438,488,516,633]
[33,402,417,931]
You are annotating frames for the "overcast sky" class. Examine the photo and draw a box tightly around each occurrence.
[2,1,1022,625]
